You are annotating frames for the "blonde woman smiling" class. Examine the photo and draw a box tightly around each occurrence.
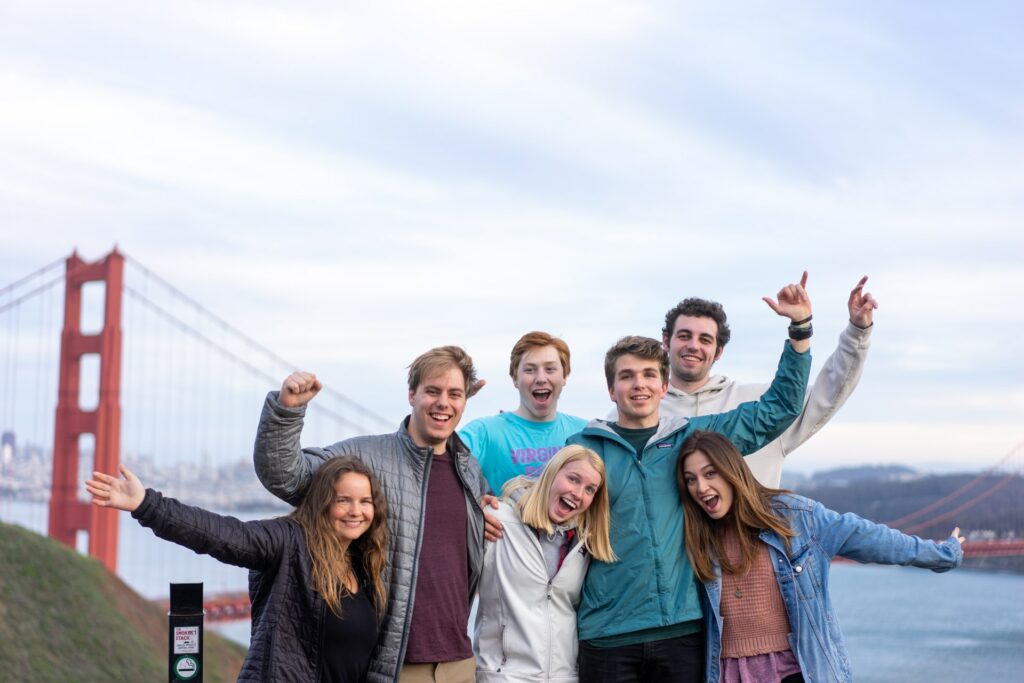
[474,445,616,682]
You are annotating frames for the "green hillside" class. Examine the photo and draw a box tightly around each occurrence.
[0,520,246,681]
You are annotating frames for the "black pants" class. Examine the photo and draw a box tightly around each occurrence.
[578,632,704,682]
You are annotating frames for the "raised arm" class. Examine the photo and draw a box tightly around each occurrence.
[692,273,814,453]
[253,371,348,506]
[87,465,286,570]
[775,276,877,455]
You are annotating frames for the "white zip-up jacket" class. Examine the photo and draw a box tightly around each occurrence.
[474,501,589,682]
[660,322,872,486]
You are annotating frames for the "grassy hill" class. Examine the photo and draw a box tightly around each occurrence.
[0,520,246,681]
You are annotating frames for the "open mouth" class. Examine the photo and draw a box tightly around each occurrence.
[701,494,720,513]
[429,412,452,423]
[630,393,652,402]
[554,495,579,518]
[532,389,552,403]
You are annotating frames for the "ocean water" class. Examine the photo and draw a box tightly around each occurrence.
[830,563,1024,682]
[5,502,1023,681]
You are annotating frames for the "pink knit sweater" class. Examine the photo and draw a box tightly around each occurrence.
[719,528,792,658]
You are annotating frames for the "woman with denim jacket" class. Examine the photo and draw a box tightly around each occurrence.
[676,431,964,683]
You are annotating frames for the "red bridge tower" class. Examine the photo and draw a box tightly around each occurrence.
[47,249,124,573]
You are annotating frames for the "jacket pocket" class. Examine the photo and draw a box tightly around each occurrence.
[789,546,820,601]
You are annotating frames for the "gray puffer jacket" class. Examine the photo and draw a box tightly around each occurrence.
[254,391,489,683]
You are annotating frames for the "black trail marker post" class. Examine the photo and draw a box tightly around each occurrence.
[168,583,204,682]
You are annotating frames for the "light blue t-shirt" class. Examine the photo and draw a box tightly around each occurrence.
[459,412,588,493]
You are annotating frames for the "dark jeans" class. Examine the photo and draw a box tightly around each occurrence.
[578,632,704,682]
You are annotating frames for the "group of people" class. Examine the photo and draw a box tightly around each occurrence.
[86,273,965,683]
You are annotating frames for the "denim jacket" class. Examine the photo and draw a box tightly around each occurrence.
[700,494,963,683]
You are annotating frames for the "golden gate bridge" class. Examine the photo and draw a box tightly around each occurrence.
[1,248,1022,625]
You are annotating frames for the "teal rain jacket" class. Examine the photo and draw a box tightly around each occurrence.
[568,343,811,642]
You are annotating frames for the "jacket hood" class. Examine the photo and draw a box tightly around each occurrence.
[582,415,695,447]
[666,374,732,398]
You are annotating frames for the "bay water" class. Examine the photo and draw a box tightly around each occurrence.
[4,501,1022,681]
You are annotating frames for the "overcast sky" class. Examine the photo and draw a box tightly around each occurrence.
[1,2,1022,474]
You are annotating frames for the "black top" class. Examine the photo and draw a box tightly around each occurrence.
[610,424,658,459]
[320,579,378,683]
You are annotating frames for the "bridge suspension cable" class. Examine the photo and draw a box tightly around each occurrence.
[124,255,393,432]
[885,440,1024,529]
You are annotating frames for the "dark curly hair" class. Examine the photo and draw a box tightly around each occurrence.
[661,298,731,351]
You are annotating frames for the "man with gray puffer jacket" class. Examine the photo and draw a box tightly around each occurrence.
[254,345,492,683]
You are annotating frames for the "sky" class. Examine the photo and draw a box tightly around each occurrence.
[1,1,1022,474]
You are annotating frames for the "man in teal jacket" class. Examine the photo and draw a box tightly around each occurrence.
[569,276,813,682]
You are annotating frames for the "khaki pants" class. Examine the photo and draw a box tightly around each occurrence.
[399,657,476,683]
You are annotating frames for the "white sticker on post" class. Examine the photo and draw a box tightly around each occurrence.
[174,626,200,654]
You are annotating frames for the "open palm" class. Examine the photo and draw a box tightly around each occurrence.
[85,464,146,512]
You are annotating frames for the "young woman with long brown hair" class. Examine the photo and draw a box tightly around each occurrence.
[676,431,963,683]
[87,456,388,682]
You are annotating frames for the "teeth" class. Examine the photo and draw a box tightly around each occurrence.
[560,497,577,510]
[430,413,451,421]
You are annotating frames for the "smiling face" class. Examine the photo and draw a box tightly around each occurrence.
[329,472,375,546]
[681,449,734,520]
[547,459,602,525]
[609,354,668,428]
[408,365,467,453]
[665,314,723,390]
[513,345,567,422]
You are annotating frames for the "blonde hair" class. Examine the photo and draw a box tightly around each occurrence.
[502,445,616,563]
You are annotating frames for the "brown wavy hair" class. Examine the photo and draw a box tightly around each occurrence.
[603,335,669,388]
[289,456,388,620]
[675,431,794,583]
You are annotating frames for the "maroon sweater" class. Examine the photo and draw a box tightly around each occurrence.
[403,450,473,663]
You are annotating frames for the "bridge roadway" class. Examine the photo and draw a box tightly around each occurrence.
[189,540,1023,623]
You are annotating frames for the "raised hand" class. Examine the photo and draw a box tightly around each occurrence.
[86,464,145,513]
[950,527,966,546]
[848,276,878,329]
[280,371,322,408]
[763,271,813,323]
